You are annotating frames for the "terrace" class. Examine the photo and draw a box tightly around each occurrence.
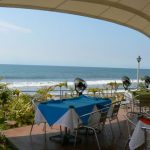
[3,108,128,150]
[1,86,150,150]
[0,1,150,150]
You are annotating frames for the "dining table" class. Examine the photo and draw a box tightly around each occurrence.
[38,95,111,129]
[129,116,150,150]
[37,95,111,143]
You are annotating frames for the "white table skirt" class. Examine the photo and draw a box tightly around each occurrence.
[34,108,46,124]
[54,105,100,132]
[129,120,150,150]
[53,108,82,132]
[35,104,100,132]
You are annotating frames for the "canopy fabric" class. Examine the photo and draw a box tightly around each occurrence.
[0,0,150,37]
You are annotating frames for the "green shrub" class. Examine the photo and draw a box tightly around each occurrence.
[0,133,17,150]
[6,94,33,126]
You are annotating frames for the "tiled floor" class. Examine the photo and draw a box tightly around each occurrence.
[3,109,129,150]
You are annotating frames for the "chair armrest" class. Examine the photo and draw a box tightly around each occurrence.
[124,114,136,126]
[141,127,150,130]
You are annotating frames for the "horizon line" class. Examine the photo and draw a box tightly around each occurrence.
[0,63,149,70]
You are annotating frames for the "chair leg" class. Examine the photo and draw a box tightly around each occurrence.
[74,128,78,147]
[60,125,62,135]
[102,126,108,138]
[116,117,121,134]
[44,122,46,142]
[123,139,130,150]
[143,128,147,150]
[125,104,128,113]
[93,128,101,150]
[109,119,114,137]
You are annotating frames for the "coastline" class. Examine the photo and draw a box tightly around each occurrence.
[0,79,139,96]
[2,79,139,89]
[0,64,148,95]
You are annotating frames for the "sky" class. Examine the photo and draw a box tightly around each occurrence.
[0,7,150,69]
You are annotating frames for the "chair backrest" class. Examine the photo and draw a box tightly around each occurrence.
[79,109,100,127]
[79,109,101,127]
[87,109,101,127]
[144,112,150,118]
[141,127,150,150]
[108,101,121,118]
[79,107,109,128]
[99,107,109,125]
[124,112,139,138]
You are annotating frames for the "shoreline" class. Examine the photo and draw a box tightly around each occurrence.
[2,79,139,88]
[0,79,140,96]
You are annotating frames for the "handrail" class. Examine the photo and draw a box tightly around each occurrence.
[80,107,110,118]
[124,114,136,127]
[20,87,137,94]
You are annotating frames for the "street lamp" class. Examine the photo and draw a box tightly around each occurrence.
[137,56,141,89]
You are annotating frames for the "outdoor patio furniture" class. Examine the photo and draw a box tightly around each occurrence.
[74,107,108,150]
[141,126,150,150]
[124,112,150,150]
[129,117,150,150]
[107,101,121,135]
[98,107,109,132]
[37,95,111,144]
[124,112,139,150]
[75,105,109,137]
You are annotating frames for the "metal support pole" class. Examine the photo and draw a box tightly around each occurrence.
[137,62,140,89]
[136,56,141,89]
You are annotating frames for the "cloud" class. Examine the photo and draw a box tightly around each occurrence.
[0,20,32,33]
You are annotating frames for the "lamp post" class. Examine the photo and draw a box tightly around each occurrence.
[137,56,141,89]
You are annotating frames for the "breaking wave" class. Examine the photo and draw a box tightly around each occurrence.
[4,79,138,88]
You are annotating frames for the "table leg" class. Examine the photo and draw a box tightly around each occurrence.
[49,127,81,145]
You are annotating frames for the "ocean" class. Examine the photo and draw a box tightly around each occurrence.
[0,64,150,92]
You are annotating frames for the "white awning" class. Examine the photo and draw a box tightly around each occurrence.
[0,0,150,37]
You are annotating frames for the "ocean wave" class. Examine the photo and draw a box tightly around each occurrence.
[3,79,139,88]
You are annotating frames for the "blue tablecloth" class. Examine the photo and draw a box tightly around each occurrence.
[38,95,111,126]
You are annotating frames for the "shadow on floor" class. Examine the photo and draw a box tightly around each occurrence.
[5,119,129,150]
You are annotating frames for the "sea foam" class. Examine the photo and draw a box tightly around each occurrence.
[4,79,138,88]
